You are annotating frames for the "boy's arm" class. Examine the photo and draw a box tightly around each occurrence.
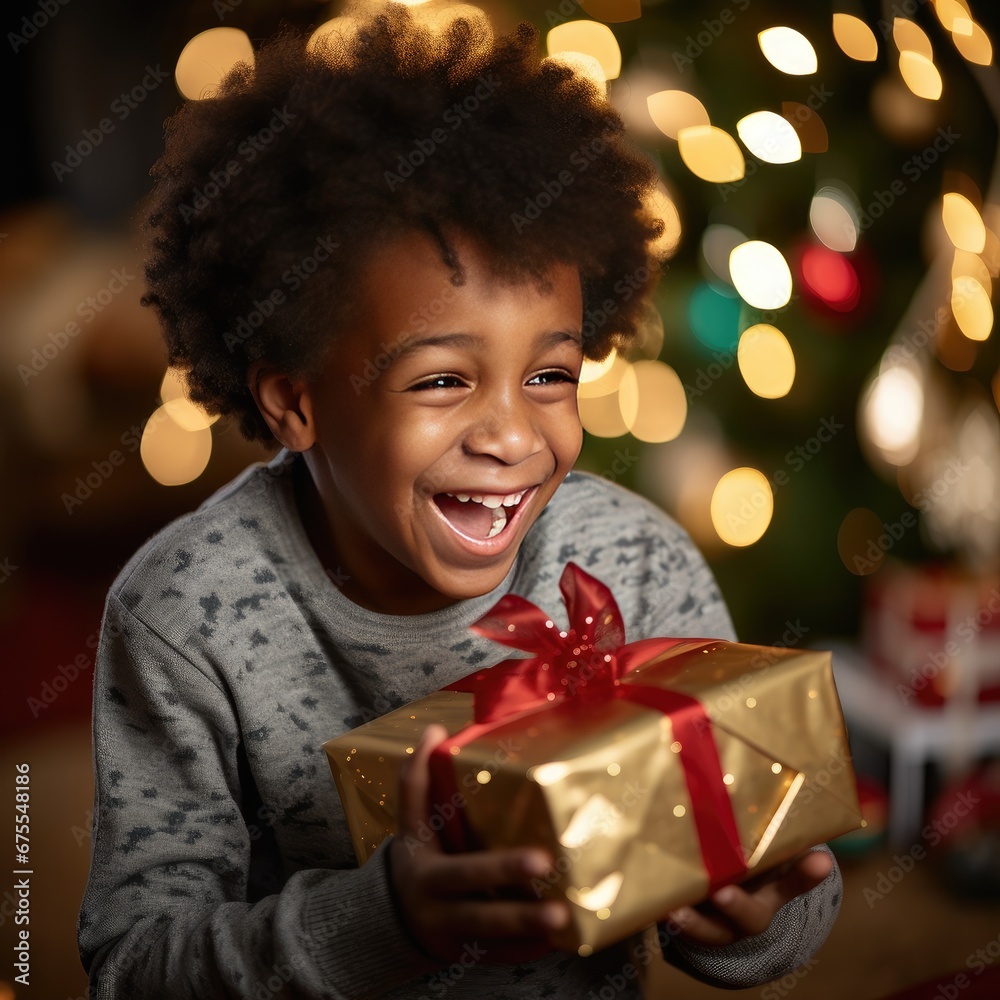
[660,845,842,988]
[79,594,437,1000]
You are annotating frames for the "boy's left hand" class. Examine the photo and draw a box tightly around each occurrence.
[664,849,833,947]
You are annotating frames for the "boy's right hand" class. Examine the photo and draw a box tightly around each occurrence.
[388,724,570,966]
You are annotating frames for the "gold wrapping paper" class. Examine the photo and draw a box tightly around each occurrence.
[323,640,862,954]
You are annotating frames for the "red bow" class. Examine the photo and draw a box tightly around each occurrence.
[430,563,746,889]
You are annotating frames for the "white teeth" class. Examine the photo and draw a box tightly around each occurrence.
[444,489,528,509]
[486,505,508,538]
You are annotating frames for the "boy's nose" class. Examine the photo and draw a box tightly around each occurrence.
[461,390,544,465]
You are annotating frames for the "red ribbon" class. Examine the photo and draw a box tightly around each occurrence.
[427,562,746,890]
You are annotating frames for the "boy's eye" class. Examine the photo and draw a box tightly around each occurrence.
[527,369,579,386]
[409,374,467,391]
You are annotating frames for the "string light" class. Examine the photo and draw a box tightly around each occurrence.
[711,468,774,546]
[737,324,796,398]
[736,111,802,163]
[810,185,860,252]
[898,51,943,100]
[832,13,878,62]
[729,240,793,310]
[647,90,710,140]
[618,360,687,442]
[757,27,818,75]
[942,192,987,252]
[677,125,745,183]
[175,28,254,101]
[547,20,622,79]
[140,405,213,485]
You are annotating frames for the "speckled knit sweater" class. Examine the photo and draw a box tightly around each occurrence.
[78,450,841,999]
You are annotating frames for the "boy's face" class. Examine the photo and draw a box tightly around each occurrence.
[299,228,584,615]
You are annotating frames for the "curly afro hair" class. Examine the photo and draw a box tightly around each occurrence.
[142,0,666,442]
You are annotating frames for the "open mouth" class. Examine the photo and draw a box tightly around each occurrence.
[432,488,532,541]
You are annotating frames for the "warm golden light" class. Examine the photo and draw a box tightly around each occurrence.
[898,50,943,100]
[781,101,828,154]
[547,20,622,80]
[580,350,618,384]
[861,366,924,465]
[832,13,878,61]
[952,249,991,292]
[141,406,213,485]
[646,90,711,140]
[578,351,629,397]
[933,0,973,34]
[738,324,796,398]
[175,28,254,101]
[942,192,987,252]
[579,391,629,437]
[952,21,993,65]
[677,125,745,183]
[893,18,933,58]
[160,367,220,432]
[729,240,793,310]
[644,184,682,258]
[810,186,859,252]
[618,360,687,442]
[543,52,607,92]
[952,275,993,341]
[308,16,360,53]
[711,468,774,547]
[757,27,818,75]
[736,111,802,164]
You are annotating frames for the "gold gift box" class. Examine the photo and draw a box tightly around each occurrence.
[323,640,862,955]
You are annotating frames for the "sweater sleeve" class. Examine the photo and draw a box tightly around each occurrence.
[640,522,844,987]
[78,594,438,1000]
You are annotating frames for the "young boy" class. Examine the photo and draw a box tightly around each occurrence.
[79,4,842,997]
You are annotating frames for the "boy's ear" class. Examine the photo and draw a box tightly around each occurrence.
[249,362,316,452]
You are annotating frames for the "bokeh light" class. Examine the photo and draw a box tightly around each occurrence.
[677,125,745,183]
[757,27,818,75]
[942,192,986,252]
[544,51,607,91]
[175,28,254,101]
[160,367,220,432]
[701,225,747,285]
[647,90,711,140]
[736,111,802,164]
[140,406,214,485]
[838,507,887,575]
[952,275,993,341]
[729,240,793,310]
[578,0,642,22]
[547,20,622,80]
[737,324,796,398]
[578,351,629,397]
[893,18,933,59]
[688,283,742,351]
[951,20,993,65]
[861,366,924,465]
[781,101,829,153]
[711,468,774,546]
[810,185,859,252]
[578,391,630,437]
[898,51,943,100]
[799,245,861,311]
[832,13,878,61]
[618,360,687,442]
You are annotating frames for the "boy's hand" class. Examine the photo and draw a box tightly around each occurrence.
[388,725,570,966]
[664,849,833,947]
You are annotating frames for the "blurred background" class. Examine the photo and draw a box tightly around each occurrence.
[4,0,1000,997]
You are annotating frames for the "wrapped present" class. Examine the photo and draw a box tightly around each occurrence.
[324,563,863,954]
[864,561,1000,707]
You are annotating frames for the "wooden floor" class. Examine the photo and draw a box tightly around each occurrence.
[3,721,999,999]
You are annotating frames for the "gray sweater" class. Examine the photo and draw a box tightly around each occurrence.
[78,450,842,998]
